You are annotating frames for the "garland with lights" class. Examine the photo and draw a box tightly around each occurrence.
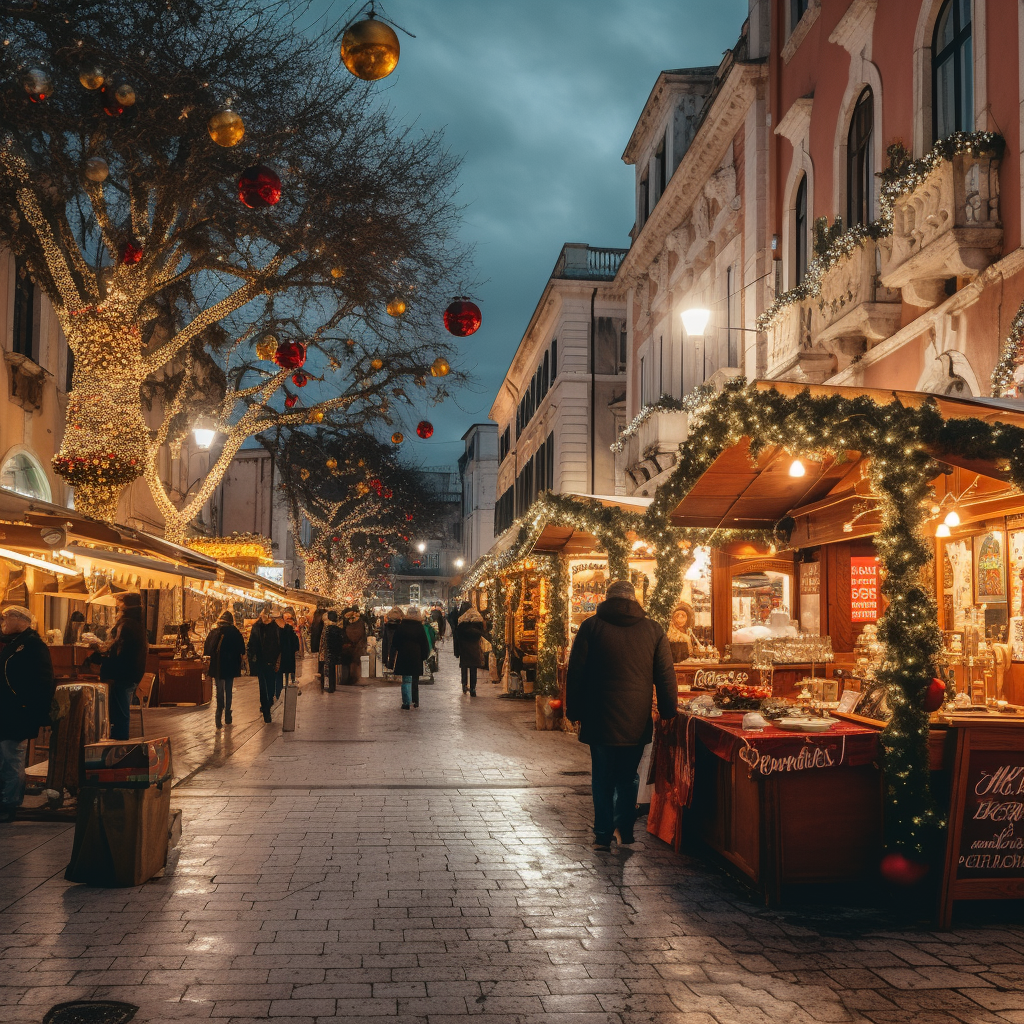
[991,296,1024,397]
[188,533,274,568]
[610,386,714,453]
[535,553,569,697]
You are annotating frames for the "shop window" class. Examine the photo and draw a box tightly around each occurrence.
[618,327,627,373]
[794,174,808,285]
[0,451,51,501]
[408,584,420,604]
[726,264,740,369]
[933,0,972,140]
[654,135,667,200]
[12,260,37,362]
[846,87,874,227]
[731,569,793,643]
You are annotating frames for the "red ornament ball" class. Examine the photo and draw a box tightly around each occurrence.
[291,373,307,388]
[120,239,143,265]
[443,297,482,337]
[880,853,929,886]
[346,557,354,563]
[238,165,282,209]
[273,339,306,370]
[406,513,413,521]
[549,698,563,711]
[332,536,341,542]
[284,395,297,408]
[416,420,434,439]
[924,678,947,713]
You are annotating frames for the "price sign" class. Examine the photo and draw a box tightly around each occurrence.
[850,556,879,622]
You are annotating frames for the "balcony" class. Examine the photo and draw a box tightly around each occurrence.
[880,149,1002,307]
[551,243,628,281]
[617,410,691,496]
[763,237,901,382]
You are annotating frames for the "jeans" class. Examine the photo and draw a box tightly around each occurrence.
[589,743,645,841]
[0,739,27,809]
[215,677,234,715]
[339,660,361,685]
[256,668,275,712]
[461,666,477,693]
[401,676,420,706]
[109,682,136,740]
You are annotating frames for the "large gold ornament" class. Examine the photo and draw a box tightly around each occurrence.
[79,67,104,90]
[208,109,245,147]
[431,356,450,377]
[340,16,400,81]
[386,298,406,317]
[256,336,277,360]
[84,157,109,183]
[370,358,384,371]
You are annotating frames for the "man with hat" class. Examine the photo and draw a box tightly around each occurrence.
[566,580,677,851]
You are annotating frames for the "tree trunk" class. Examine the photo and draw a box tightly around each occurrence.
[53,312,149,523]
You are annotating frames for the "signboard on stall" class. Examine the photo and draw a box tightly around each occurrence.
[798,561,820,634]
[850,556,880,622]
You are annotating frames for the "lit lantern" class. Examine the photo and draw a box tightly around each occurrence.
[339,15,400,81]
[273,339,306,370]
[386,297,406,316]
[238,165,282,209]
[416,420,434,439]
[430,356,451,377]
[208,108,245,147]
[443,297,482,337]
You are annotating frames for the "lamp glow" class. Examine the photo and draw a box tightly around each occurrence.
[680,307,711,336]
[943,510,961,527]
[0,546,80,575]
[788,459,806,478]
[936,523,951,538]
[193,427,216,450]
[455,558,465,569]
[416,542,426,553]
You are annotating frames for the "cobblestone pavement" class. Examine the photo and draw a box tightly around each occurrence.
[2,647,1024,1024]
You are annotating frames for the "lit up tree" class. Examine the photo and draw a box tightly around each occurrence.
[0,0,467,528]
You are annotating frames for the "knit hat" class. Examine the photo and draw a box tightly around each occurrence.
[405,606,423,621]
[218,610,235,625]
[386,607,404,621]
[605,580,637,601]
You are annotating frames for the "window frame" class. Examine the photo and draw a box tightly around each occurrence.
[932,0,973,141]
[794,174,808,286]
[846,87,874,227]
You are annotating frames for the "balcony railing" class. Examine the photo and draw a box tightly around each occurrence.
[552,243,628,281]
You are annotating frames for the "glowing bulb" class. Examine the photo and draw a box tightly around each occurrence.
[416,542,426,553]
[936,523,951,538]
[680,307,711,336]
[789,459,806,477]
[455,558,465,569]
[943,510,960,527]
[193,427,216,449]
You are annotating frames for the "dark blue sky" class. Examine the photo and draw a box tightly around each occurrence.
[325,0,749,466]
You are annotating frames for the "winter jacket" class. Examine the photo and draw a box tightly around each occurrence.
[0,628,55,741]
[457,619,488,670]
[447,601,470,657]
[246,618,281,673]
[430,608,446,637]
[278,623,301,675]
[338,615,367,664]
[310,614,325,661]
[565,596,677,746]
[204,623,246,679]
[319,622,346,665]
[391,618,431,677]
[91,609,149,690]
[382,620,402,668]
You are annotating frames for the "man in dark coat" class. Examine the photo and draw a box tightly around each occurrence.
[247,604,281,723]
[204,610,246,728]
[566,580,677,851]
[318,610,345,693]
[456,608,487,696]
[0,606,55,822]
[447,600,470,658]
[392,606,430,710]
[89,592,149,741]
[338,606,368,685]
[430,605,446,639]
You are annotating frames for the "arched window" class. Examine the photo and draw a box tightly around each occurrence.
[794,174,808,285]
[0,451,51,501]
[933,0,972,140]
[847,87,874,227]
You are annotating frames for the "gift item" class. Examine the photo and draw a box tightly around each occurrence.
[712,681,772,711]
[84,737,172,787]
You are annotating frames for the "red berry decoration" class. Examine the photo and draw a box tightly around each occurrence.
[238,165,282,209]
[273,339,306,370]
[416,420,434,439]
[923,677,947,713]
[120,239,143,265]
[880,853,929,886]
[443,297,482,337]
[284,395,297,408]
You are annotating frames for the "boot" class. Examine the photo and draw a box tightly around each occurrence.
[215,710,223,728]
[225,710,233,725]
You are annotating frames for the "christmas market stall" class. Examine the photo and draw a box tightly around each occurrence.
[640,380,1024,918]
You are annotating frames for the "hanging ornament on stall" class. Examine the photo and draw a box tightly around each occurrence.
[273,339,306,370]
[208,108,245,147]
[238,165,282,209]
[79,66,104,90]
[339,12,401,81]
[430,356,451,377]
[23,68,53,102]
[83,157,109,183]
[443,297,482,337]
[391,432,403,444]
[386,297,406,317]
[880,852,929,886]
[416,420,433,439]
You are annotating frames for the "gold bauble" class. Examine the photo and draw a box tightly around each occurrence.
[431,356,451,377]
[370,358,384,371]
[114,82,136,106]
[300,468,310,481]
[84,157,109,183]
[386,298,406,317]
[79,66,104,90]
[256,336,277,360]
[307,410,324,424]
[355,481,370,495]
[391,432,404,444]
[331,266,346,279]
[208,108,245,147]
[326,457,338,470]
[340,17,400,82]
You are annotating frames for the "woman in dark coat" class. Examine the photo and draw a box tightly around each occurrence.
[456,608,488,696]
[204,611,246,728]
[310,608,326,683]
[275,607,301,697]
[89,592,149,740]
[338,606,368,685]
[392,607,430,710]
[381,606,403,671]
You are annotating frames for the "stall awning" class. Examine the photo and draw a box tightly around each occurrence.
[531,524,601,555]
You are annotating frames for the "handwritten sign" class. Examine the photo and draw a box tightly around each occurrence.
[739,743,837,776]
[692,669,749,689]
[958,752,1024,878]
[851,556,880,622]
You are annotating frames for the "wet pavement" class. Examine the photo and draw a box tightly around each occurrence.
[1,647,1023,1024]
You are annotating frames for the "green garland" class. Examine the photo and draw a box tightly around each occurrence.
[610,385,715,453]
[991,296,1024,397]
[535,553,569,696]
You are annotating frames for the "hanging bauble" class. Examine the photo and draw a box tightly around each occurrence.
[416,421,434,439]
[79,66,104,90]
[284,395,297,409]
[120,239,144,265]
[291,372,307,388]
[208,108,245,147]
[114,82,136,106]
[880,853,928,886]
[331,266,346,279]
[430,356,451,377]
[386,297,406,317]
[346,557,354,563]
[255,336,277,361]
[370,358,384,371]
[273,339,306,370]
[923,678,947,713]
[238,165,282,209]
[299,468,310,481]
[391,432,404,444]
[443,297,482,337]
[83,157,109,183]
[101,87,123,117]
[307,409,324,424]
[339,16,400,81]
[355,481,370,496]
[23,68,52,102]
[406,513,413,521]
[326,458,338,470]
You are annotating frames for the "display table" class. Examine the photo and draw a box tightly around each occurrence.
[157,659,211,706]
[648,711,883,903]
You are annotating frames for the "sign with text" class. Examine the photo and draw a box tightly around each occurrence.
[850,556,880,622]
[957,751,1024,878]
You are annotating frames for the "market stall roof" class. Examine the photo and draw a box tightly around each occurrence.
[531,524,601,556]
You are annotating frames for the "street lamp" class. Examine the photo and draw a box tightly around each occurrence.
[455,558,465,569]
[681,307,711,385]
[192,426,216,449]
[416,542,426,553]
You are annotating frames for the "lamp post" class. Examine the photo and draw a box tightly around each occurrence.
[680,308,711,385]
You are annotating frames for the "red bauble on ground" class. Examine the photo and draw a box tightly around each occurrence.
[273,339,306,370]
[284,395,297,408]
[238,165,282,209]
[120,239,144,265]
[416,420,434,439]
[923,678,947,712]
[880,853,929,886]
[443,297,482,337]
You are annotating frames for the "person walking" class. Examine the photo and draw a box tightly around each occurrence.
[310,607,326,686]
[381,606,403,672]
[203,610,246,728]
[338,606,368,685]
[247,604,281,723]
[565,580,677,851]
[430,604,446,642]
[456,607,488,696]
[319,610,345,693]
[0,606,55,822]
[88,592,149,741]
[276,607,301,696]
[392,606,430,710]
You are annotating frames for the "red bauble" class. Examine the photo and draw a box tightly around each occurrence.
[120,239,143,265]
[274,340,306,370]
[291,373,307,387]
[284,395,297,408]
[924,678,946,713]
[416,420,434,439]
[238,165,282,209]
[332,536,341,542]
[443,297,482,337]
[346,557,354,563]
[406,513,413,521]
[880,853,929,886]
[549,699,563,711]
